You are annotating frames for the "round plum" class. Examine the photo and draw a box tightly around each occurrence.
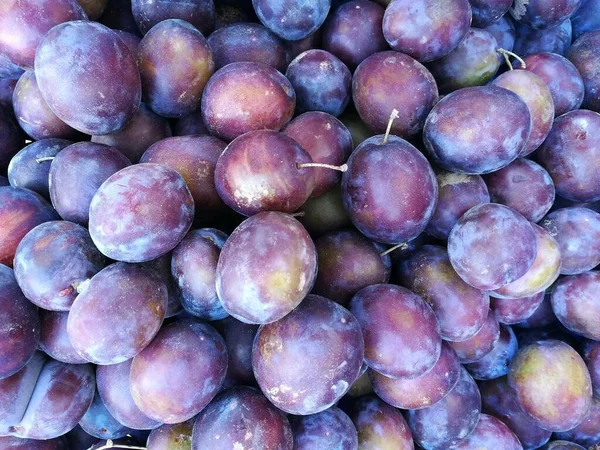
[252,0,330,41]
[509,0,582,29]
[464,324,518,380]
[491,291,546,325]
[482,15,516,51]
[555,396,600,448]
[513,20,573,57]
[78,390,132,440]
[291,407,357,450]
[448,414,523,450]
[470,0,512,27]
[449,309,501,363]
[38,310,87,364]
[568,31,600,112]
[571,0,600,39]
[216,316,259,386]
[131,0,215,35]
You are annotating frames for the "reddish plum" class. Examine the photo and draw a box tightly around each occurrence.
[568,31,600,112]
[449,309,501,363]
[131,0,215,35]
[555,397,600,448]
[448,414,522,450]
[492,291,546,325]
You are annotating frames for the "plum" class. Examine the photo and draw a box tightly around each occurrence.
[91,103,171,163]
[12,72,80,140]
[208,22,287,72]
[38,310,87,364]
[449,309,501,363]
[449,414,523,450]
[349,284,441,379]
[34,21,141,135]
[352,51,438,137]
[78,390,132,440]
[0,0,87,70]
[113,29,141,58]
[423,86,531,174]
[342,134,438,244]
[0,187,58,267]
[322,0,388,70]
[132,0,215,35]
[0,266,39,380]
[312,230,391,306]
[523,52,585,116]
[252,0,330,41]
[509,340,592,432]
[215,316,259,386]
[538,110,600,202]
[146,421,193,449]
[583,340,600,396]
[291,408,357,450]
[299,186,352,235]
[568,31,600,112]
[48,142,131,226]
[481,15,516,51]
[130,319,228,423]
[509,0,582,29]
[13,221,106,311]
[8,139,72,199]
[555,396,600,448]
[513,20,573,57]
[427,29,501,94]
[407,367,481,450]
[283,112,353,197]
[282,28,323,61]
[541,442,587,450]
[370,342,461,410]
[571,0,600,38]
[140,252,182,318]
[465,324,518,380]
[0,107,25,170]
[192,387,293,450]
[382,0,472,62]
[88,163,194,262]
[492,291,545,325]
[470,0,512,27]
[201,62,296,141]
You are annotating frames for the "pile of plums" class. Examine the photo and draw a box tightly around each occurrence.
[1,0,600,449]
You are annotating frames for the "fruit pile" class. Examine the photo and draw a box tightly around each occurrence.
[0,0,599,449]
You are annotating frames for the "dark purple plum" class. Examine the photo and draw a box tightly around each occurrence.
[342,135,438,244]
[214,130,315,216]
[352,51,438,137]
[491,224,561,299]
[541,441,587,450]
[299,186,352,235]
[88,163,194,262]
[91,103,171,163]
[8,139,72,199]
[449,414,522,450]
[407,367,481,450]
[140,135,227,222]
[571,0,600,39]
[0,266,39,380]
[448,203,537,290]
[96,359,160,430]
[13,221,106,311]
[77,0,109,19]
[138,19,214,118]
[484,158,555,223]
[426,171,490,240]
[132,0,215,35]
[283,112,353,197]
[98,0,139,34]
[253,295,363,415]
[492,291,545,325]
[541,207,600,274]
[551,271,600,340]
[470,0,512,27]
[10,360,95,440]
[0,436,69,449]
[0,78,17,110]
[78,390,131,440]
[140,252,182,318]
[509,340,592,432]
[382,0,472,62]
[67,262,167,364]
[291,408,357,450]
[0,0,87,70]
[130,319,227,423]
[398,245,490,342]
[583,340,600,396]
[215,316,258,386]
[286,50,351,116]
[426,28,501,93]
[481,15,516,51]
[370,342,461,410]
[423,86,531,174]
[146,421,193,450]
[201,62,296,141]
[12,72,80,140]
[509,0,582,29]
[349,284,441,379]
[538,110,600,202]
[39,310,87,364]
[312,230,391,306]
[491,70,555,156]
[0,107,25,171]
[192,387,293,450]
[34,21,141,135]
[523,52,585,116]
[322,0,388,70]
[208,22,287,72]
[480,376,552,449]
[568,31,600,112]
[216,212,317,324]
[0,187,58,267]
[449,309,500,363]
[555,397,600,448]
[513,20,573,57]
[465,324,518,380]
[48,142,131,226]
[252,0,330,41]
[173,109,208,136]
[171,228,228,320]
[348,396,414,449]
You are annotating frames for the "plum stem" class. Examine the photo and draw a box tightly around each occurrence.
[380,242,407,257]
[290,211,305,217]
[35,156,55,163]
[382,109,399,145]
[497,48,526,70]
[92,440,146,450]
[296,162,348,172]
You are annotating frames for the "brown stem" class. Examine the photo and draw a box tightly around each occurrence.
[36,156,55,163]
[382,109,400,145]
[90,440,146,450]
[296,162,348,172]
[497,48,526,70]
[380,242,407,257]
